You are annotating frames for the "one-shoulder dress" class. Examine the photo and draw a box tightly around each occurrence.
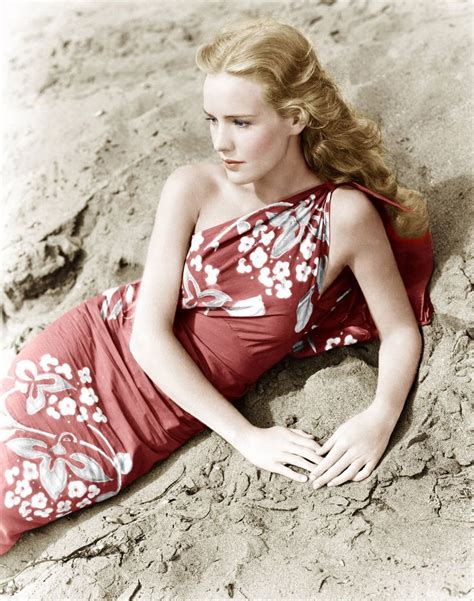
[0,180,434,554]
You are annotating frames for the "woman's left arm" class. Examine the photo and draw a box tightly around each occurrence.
[308,188,423,489]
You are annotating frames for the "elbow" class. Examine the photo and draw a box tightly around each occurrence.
[381,325,422,353]
[129,326,172,365]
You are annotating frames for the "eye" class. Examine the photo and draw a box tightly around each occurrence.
[204,117,250,128]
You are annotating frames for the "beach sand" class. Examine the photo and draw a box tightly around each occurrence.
[0,0,472,599]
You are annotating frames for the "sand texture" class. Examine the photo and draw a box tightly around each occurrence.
[0,0,472,599]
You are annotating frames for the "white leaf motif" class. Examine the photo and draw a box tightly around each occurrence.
[113,452,133,475]
[223,295,266,317]
[294,285,316,333]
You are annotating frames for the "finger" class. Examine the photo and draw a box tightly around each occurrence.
[326,458,366,487]
[281,453,322,472]
[288,444,323,468]
[278,465,309,483]
[308,444,346,480]
[290,428,315,439]
[289,429,321,450]
[316,434,336,455]
[352,463,374,481]
[312,453,353,489]
[289,436,322,454]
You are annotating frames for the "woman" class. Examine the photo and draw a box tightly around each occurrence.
[0,17,434,554]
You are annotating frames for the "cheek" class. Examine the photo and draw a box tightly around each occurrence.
[246,130,280,157]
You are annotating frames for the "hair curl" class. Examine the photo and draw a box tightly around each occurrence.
[195,17,429,238]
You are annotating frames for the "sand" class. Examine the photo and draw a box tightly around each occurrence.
[0,0,472,599]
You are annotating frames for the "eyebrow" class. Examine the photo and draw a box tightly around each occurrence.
[202,108,256,118]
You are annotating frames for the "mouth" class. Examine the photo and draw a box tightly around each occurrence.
[222,159,244,164]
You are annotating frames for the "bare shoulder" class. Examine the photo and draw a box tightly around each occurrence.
[166,162,216,199]
[330,184,383,228]
[330,184,388,265]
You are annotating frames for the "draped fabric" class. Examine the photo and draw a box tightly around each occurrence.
[0,180,434,554]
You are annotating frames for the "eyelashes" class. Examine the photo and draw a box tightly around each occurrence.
[204,117,250,128]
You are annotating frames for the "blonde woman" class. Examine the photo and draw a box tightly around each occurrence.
[0,17,434,554]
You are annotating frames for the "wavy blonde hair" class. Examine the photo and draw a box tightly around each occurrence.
[195,17,429,238]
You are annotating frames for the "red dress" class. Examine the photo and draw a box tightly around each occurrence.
[0,180,434,554]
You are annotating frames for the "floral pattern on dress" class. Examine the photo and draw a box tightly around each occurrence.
[180,191,333,333]
[1,352,133,524]
[100,282,137,321]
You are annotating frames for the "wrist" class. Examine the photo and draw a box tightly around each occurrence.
[228,421,259,452]
[367,399,403,429]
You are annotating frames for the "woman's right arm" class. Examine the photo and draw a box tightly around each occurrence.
[129,165,322,482]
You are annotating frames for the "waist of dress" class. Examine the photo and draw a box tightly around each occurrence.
[173,309,279,394]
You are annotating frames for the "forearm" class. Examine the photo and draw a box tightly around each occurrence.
[370,327,423,427]
[129,330,254,449]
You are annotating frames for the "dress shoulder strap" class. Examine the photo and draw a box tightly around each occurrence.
[331,180,414,213]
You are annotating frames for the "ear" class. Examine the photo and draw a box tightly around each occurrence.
[288,113,307,136]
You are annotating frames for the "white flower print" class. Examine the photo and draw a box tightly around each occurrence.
[92,407,107,423]
[57,499,72,513]
[249,246,268,269]
[275,279,293,299]
[58,397,76,416]
[80,387,98,406]
[261,229,275,246]
[13,358,75,415]
[296,261,312,282]
[190,232,204,253]
[344,334,358,345]
[204,264,220,285]
[4,490,21,508]
[34,508,53,517]
[88,484,101,498]
[77,406,88,422]
[48,394,58,405]
[31,491,48,509]
[23,460,39,481]
[15,479,32,498]
[300,235,316,261]
[68,480,87,498]
[258,267,273,288]
[19,500,32,517]
[190,254,203,272]
[78,367,92,384]
[55,362,73,380]
[252,220,267,238]
[325,336,341,350]
[46,406,61,420]
[312,256,320,277]
[238,235,256,253]
[5,465,20,485]
[236,258,252,274]
[273,261,290,282]
[39,354,59,372]
[77,497,92,509]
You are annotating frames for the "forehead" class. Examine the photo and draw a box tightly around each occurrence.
[202,73,267,112]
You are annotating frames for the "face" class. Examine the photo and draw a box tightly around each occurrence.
[202,72,303,184]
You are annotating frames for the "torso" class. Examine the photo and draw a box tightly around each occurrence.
[192,163,348,298]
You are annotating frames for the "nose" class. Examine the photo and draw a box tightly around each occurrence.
[212,123,234,153]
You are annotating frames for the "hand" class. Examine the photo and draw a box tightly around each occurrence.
[236,425,323,483]
[308,404,396,489]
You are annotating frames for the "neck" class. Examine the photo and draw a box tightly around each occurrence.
[245,137,323,203]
